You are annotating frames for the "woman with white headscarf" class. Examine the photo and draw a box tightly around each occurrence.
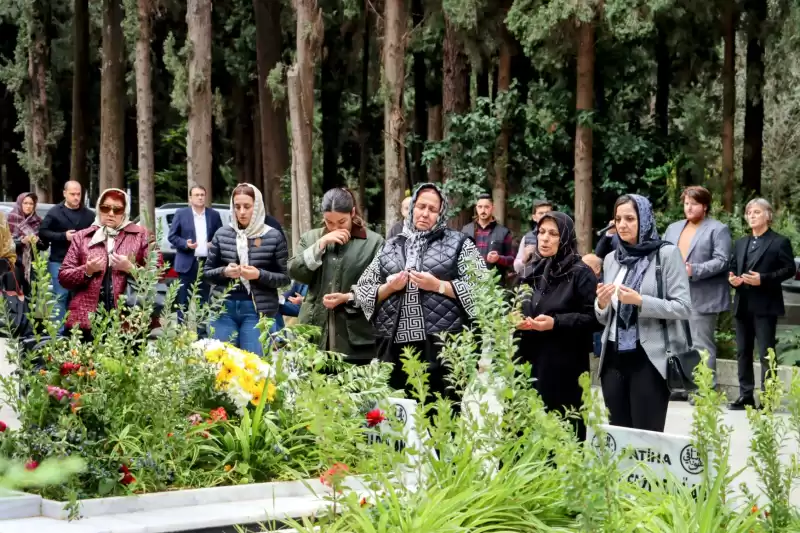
[356,183,486,401]
[204,183,289,356]
[59,188,157,337]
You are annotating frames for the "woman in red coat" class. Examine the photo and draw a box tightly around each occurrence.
[58,189,157,336]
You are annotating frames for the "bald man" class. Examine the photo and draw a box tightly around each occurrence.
[39,181,95,326]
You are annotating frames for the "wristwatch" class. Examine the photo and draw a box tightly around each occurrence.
[438,281,447,295]
[347,292,355,303]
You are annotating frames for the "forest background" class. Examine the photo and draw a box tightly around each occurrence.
[0,0,799,253]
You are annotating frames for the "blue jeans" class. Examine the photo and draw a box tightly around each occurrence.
[48,261,69,328]
[211,299,263,356]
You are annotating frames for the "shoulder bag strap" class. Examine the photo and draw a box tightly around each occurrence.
[654,248,671,355]
[654,247,694,352]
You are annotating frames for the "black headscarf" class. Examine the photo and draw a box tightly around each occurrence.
[522,212,583,315]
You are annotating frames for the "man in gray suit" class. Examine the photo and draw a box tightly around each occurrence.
[664,186,732,389]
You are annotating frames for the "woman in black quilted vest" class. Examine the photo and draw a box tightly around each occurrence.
[356,183,485,401]
[516,211,597,440]
[204,183,289,356]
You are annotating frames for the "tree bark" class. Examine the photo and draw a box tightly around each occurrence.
[100,0,125,192]
[574,20,595,255]
[442,15,469,228]
[288,0,321,245]
[232,84,253,184]
[70,0,90,190]
[252,90,263,190]
[383,0,407,231]
[427,104,443,182]
[357,0,371,221]
[722,5,738,211]
[288,67,314,246]
[492,35,511,225]
[254,0,289,220]
[135,0,155,232]
[410,0,426,188]
[742,0,766,197]
[186,0,213,202]
[29,1,53,202]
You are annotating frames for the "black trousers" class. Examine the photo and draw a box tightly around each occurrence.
[601,342,670,432]
[735,313,778,398]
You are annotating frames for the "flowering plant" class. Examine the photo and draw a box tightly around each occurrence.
[197,340,278,414]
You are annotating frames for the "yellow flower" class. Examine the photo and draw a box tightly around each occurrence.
[217,366,233,384]
[266,381,277,402]
[224,464,232,472]
[250,390,262,406]
[205,347,225,363]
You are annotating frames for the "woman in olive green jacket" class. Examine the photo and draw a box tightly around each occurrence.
[288,189,384,363]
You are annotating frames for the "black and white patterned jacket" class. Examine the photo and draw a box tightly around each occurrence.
[356,228,485,343]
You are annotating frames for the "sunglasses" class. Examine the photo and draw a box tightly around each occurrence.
[99,204,125,215]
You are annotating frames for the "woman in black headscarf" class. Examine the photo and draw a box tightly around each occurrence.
[516,211,598,440]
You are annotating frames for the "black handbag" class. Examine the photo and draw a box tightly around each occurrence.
[0,263,32,338]
[654,249,702,393]
[124,278,167,318]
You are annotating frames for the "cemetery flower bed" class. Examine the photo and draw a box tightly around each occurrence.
[0,254,396,508]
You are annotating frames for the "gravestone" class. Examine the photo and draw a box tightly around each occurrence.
[587,424,706,494]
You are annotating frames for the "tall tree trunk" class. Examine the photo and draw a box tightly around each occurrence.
[100,0,125,192]
[254,0,289,220]
[742,0,766,197]
[383,0,407,231]
[29,1,53,202]
[186,0,213,201]
[232,85,253,184]
[135,0,155,232]
[288,69,313,246]
[288,0,322,245]
[320,21,356,192]
[70,0,90,190]
[492,35,511,225]
[427,105,443,181]
[410,0,427,188]
[357,0,371,220]
[252,91,263,190]
[655,21,670,139]
[722,6,738,211]
[574,20,595,255]
[442,16,469,227]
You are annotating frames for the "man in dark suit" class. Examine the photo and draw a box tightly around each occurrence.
[168,185,223,312]
[728,198,796,410]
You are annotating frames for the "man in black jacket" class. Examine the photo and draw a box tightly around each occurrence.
[39,181,95,325]
[728,198,796,410]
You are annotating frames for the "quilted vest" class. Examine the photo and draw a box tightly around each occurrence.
[374,229,468,339]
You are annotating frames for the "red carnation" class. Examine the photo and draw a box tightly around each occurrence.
[119,465,136,485]
[320,463,349,488]
[60,362,80,376]
[365,408,385,428]
[209,407,228,422]
[25,460,39,471]
[0,421,6,432]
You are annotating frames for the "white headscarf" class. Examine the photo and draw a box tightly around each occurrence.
[90,188,132,252]
[230,183,271,293]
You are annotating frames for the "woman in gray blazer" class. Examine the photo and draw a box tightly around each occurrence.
[595,194,692,432]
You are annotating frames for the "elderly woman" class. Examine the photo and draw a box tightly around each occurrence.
[204,183,289,356]
[728,198,796,410]
[516,212,597,440]
[595,194,691,432]
[8,192,43,292]
[356,183,486,400]
[59,189,156,337]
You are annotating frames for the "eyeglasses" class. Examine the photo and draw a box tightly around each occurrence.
[99,204,125,215]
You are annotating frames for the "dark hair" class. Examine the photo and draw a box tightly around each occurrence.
[532,199,552,212]
[101,190,126,206]
[24,193,38,204]
[232,184,256,200]
[680,186,712,214]
[321,188,364,226]
[613,194,638,218]
[189,184,207,196]
[476,193,492,203]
